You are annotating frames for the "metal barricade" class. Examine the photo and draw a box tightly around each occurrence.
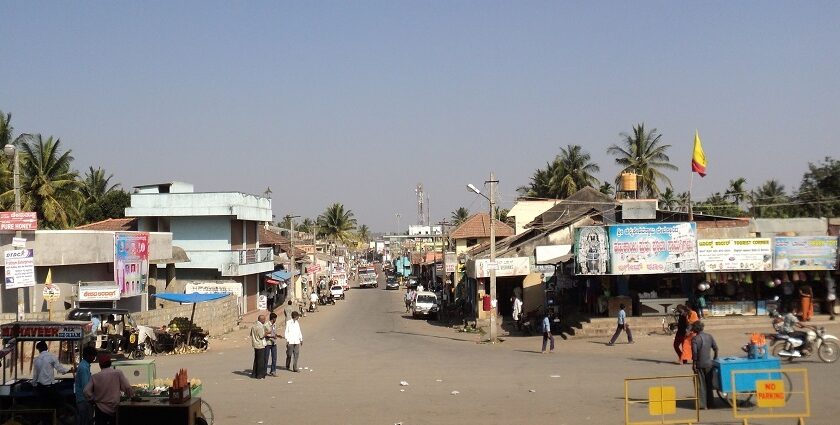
[625,374,700,424]
[730,368,810,424]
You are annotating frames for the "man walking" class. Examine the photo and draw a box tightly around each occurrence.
[283,299,294,335]
[264,313,279,376]
[404,288,413,313]
[607,303,633,346]
[84,354,133,425]
[541,313,555,354]
[691,321,719,409]
[75,346,97,425]
[284,311,303,372]
[251,315,267,379]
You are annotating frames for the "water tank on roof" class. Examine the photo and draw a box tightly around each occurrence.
[620,173,637,192]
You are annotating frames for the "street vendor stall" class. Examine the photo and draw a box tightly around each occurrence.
[152,292,229,353]
[1,320,90,425]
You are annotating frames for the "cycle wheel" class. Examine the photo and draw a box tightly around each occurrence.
[200,399,215,425]
[818,340,840,363]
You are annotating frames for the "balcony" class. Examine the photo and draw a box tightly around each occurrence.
[183,247,274,276]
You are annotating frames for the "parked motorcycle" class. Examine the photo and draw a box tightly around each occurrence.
[319,293,335,305]
[769,312,840,363]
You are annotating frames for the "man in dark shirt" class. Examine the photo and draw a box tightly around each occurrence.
[691,321,718,409]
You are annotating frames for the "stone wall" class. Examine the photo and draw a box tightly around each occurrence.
[132,296,240,336]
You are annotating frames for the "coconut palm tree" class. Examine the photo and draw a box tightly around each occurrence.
[750,180,789,218]
[725,177,748,208]
[0,111,34,210]
[607,123,677,198]
[451,207,470,225]
[517,163,554,198]
[298,217,314,234]
[16,135,83,228]
[549,144,600,197]
[598,182,614,196]
[81,166,120,203]
[357,224,371,244]
[316,203,357,245]
[658,187,679,211]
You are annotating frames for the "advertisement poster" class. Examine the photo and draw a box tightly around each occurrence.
[114,232,149,297]
[470,257,530,279]
[773,236,838,270]
[0,211,38,231]
[575,227,609,275]
[608,223,699,275]
[697,238,773,272]
[4,248,35,289]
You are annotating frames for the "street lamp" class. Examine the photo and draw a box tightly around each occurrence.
[4,144,24,320]
[466,172,498,343]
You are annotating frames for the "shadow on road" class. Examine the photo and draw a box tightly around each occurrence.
[513,349,543,354]
[232,370,254,377]
[375,330,473,343]
[628,357,675,365]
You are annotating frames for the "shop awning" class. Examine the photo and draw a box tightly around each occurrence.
[153,293,229,304]
[535,245,573,264]
[268,270,298,281]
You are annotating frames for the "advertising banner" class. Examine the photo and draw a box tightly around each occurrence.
[114,232,149,297]
[78,283,121,302]
[0,212,38,231]
[1,323,86,341]
[575,227,609,275]
[469,257,530,279]
[773,236,838,270]
[4,248,35,289]
[608,223,698,275]
[697,238,773,272]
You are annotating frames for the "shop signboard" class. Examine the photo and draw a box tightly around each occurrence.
[4,248,35,289]
[445,252,457,273]
[469,257,530,279]
[697,238,773,272]
[0,212,38,231]
[184,281,243,297]
[114,232,150,297]
[608,223,699,275]
[1,323,85,341]
[574,227,609,275]
[773,236,838,270]
[78,283,121,302]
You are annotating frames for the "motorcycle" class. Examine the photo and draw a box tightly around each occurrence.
[319,293,335,305]
[769,312,840,363]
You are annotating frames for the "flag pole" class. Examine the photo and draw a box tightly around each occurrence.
[688,170,694,221]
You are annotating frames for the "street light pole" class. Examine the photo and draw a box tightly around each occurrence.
[4,144,24,320]
[488,172,498,343]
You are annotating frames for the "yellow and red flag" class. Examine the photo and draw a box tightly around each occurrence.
[691,130,707,177]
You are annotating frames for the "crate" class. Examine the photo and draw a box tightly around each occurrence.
[714,356,782,393]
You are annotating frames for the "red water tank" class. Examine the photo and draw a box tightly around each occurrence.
[482,295,491,311]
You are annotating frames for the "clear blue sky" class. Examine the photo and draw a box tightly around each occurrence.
[2,2,838,231]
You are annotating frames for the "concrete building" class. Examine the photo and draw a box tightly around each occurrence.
[507,199,559,235]
[449,213,514,257]
[125,182,273,313]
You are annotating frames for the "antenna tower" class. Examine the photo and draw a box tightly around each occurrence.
[415,183,426,225]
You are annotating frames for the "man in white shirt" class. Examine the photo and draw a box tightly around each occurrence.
[284,311,303,372]
[32,341,74,400]
[309,291,319,312]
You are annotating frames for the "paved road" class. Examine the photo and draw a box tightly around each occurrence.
[149,275,840,425]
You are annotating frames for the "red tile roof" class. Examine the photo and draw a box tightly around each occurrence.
[259,227,307,257]
[75,218,137,231]
[449,213,514,240]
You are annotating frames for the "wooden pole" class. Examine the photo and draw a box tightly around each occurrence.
[186,303,197,351]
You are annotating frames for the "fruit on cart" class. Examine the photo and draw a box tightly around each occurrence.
[167,317,205,334]
[190,378,202,388]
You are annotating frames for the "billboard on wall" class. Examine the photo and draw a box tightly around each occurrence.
[608,223,698,275]
[0,212,38,231]
[773,236,838,270]
[4,248,35,289]
[574,227,609,275]
[114,232,149,297]
[697,238,773,272]
[469,257,530,279]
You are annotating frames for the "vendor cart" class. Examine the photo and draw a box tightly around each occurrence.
[113,358,213,425]
[153,292,229,352]
[1,320,90,425]
[712,355,792,408]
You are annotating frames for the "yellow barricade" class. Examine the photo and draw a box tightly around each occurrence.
[730,368,810,424]
[624,374,700,425]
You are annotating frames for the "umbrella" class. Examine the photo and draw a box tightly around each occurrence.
[153,293,229,349]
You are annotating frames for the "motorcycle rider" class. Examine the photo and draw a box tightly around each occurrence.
[778,308,816,355]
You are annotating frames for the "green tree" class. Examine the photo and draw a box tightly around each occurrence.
[725,177,748,209]
[357,224,371,243]
[316,203,358,245]
[298,217,314,234]
[796,157,840,217]
[518,145,600,198]
[694,192,744,217]
[658,187,679,211]
[598,182,614,196]
[517,165,553,197]
[750,180,790,218]
[0,111,34,210]
[83,190,131,223]
[451,207,470,225]
[81,166,120,203]
[2,135,82,228]
[494,207,511,225]
[607,123,677,198]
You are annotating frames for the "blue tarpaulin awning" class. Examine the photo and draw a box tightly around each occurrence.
[153,293,229,304]
[268,270,297,281]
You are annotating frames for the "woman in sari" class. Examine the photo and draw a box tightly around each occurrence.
[680,304,700,364]
[799,284,814,321]
[672,305,689,364]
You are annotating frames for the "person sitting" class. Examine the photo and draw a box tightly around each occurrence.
[779,309,815,354]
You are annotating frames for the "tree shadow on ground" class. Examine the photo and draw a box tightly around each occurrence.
[375,330,473,343]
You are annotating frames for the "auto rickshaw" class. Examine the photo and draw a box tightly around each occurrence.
[66,307,146,359]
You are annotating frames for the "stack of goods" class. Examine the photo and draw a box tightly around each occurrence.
[166,317,204,334]
[169,368,191,403]
[744,333,768,359]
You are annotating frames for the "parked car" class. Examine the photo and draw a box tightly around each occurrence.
[330,285,346,300]
[412,291,439,319]
[385,277,399,290]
